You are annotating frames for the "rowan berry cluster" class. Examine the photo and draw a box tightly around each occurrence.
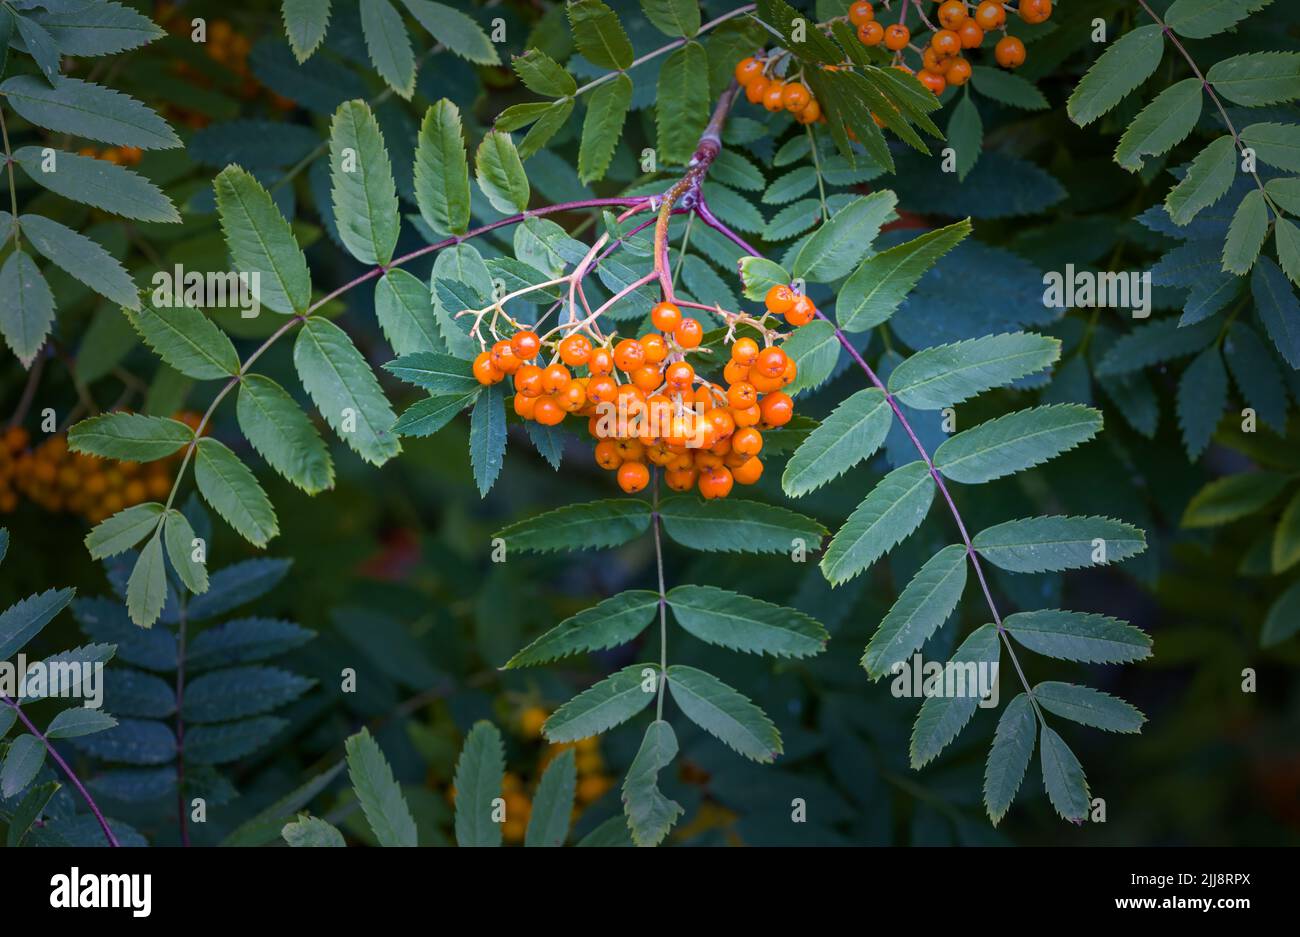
[849,0,1047,95]
[733,56,825,125]
[0,413,200,522]
[472,290,816,498]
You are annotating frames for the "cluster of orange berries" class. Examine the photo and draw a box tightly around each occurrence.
[734,57,825,125]
[0,413,201,522]
[472,294,813,499]
[849,0,1049,95]
[76,146,143,166]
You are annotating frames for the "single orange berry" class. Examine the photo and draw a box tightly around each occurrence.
[613,338,644,371]
[617,461,649,493]
[594,439,622,469]
[541,363,572,394]
[559,382,587,412]
[945,57,972,86]
[938,0,968,29]
[958,19,984,48]
[533,395,565,426]
[995,34,1025,68]
[732,404,761,428]
[746,75,769,105]
[587,375,619,406]
[664,361,695,388]
[732,427,763,457]
[723,359,751,384]
[858,21,884,45]
[762,81,786,112]
[754,346,788,379]
[750,370,785,394]
[974,0,1005,30]
[782,82,811,112]
[884,23,910,51]
[631,365,662,393]
[919,69,947,94]
[727,382,757,408]
[796,99,822,124]
[665,467,697,492]
[848,1,874,27]
[734,56,763,85]
[588,347,614,375]
[473,351,502,385]
[698,466,734,499]
[490,340,521,374]
[931,29,961,56]
[640,332,669,363]
[674,318,703,349]
[511,330,541,360]
[760,392,794,427]
[559,334,592,367]
[731,337,760,365]
[765,284,796,315]
[1019,0,1051,24]
[514,393,537,419]
[786,295,816,327]
[651,300,682,332]
[733,456,763,485]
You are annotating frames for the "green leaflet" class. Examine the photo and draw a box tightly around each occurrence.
[984,693,1036,825]
[764,166,817,206]
[512,48,576,97]
[1206,52,1300,106]
[1034,682,1145,733]
[374,269,440,356]
[1222,190,1270,275]
[46,708,117,740]
[1239,123,1300,173]
[282,816,345,847]
[282,0,332,62]
[666,664,781,762]
[85,502,163,560]
[1067,24,1165,127]
[1181,471,1290,527]
[934,405,1103,484]
[820,461,935,587]
[658,496,827,554]
[127,304,240,379]
[781,319,839,394]
[640,0,699,37]
[506,590,659,667]
[889,332,1060,410]
[567,0,633,70]
[14,14,60,82]
[525,748,576,847]
[0,588,76,661]
[544,664,658,742]
[214,165,311,314]
[792,191,898,283]
[0,250,55,367]
[494,500,651,553]
[1003,609,1152,664]
[1223,321,1288,431]
[392,391,478,437]
[19,214,139,309]
[0,735,45,800]
[656,41,708,165]
[1167,0,1272,38]
[403,0,499,65]
[127,530,168,628]
[946,94,981,181]
[1273,491,1300,573]
[384,351,479,393]
[329,100,400,265]
[518,98,575,159]
[738,257,790,301]
[862,543,968,679]
[973,515,1147,573]
[11,146,180,222]
[1165,136,1236,226]
[579,73,632,184]
[236,374,335,494]
[194,437,279,548]
[68,412,193,461]
[0,75,179,150]
[1253,257,1300,365]
[359,0,415,99]
[346,727,417,847]
[622,720,684,847]
[1093,316,1219,377]
[909,623,1000,768]
[1114,78,1203,172]
[37,0,164,56]
[469,383,506,496]
[1273,214,1299,282]
[838,221,971,333]
[1040,726,1091,822]
[163,508,208,594]
[476,130,530,213]
[1262,581,1300,647]
[1176,345,1227,458]
[293,316,400,466]
[666,585,828,659]
[969,65,1049,110]
[414,100,470,236]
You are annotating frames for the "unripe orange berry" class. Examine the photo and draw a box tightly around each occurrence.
[731,337,760,365]
[651,301,682,332]
[958,19,984,48]
[786,295,816,327]
[617,461,649,493]
[734,56,763,85]
[613,338,644,371]
[491,340,521,374]
[674,318,702,349]
[559,334,592,367]
[938,1,968,29]
[858,21,884,45]
[782,83,810,112]
[760,391,794,427]
[848,1,874,26]
[765,284,796,315]
[995,34,1025,68]
[754,346,788,378]
[884,24,910,50]
[473,351,502,385]
[974,0,1005,30]
[511,330,541,360]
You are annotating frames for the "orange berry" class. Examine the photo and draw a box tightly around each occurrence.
[511,330,541,360]
[665,467,697,491]
[514,393,537,419]
[945,57,972,85]
[1019,0,1051,24]
[632,365,663,393]
[919,69,947,94]
[765,284,796,315]
[745,75,769,104]
[588,347,614,375]
[782,82,810,112]
[923,46,945,71]
[848,1,875,26]
[587,376,619,406]
[533,395,565,426]
[931,29,961,56]
[617,461,649,493]
[613,338,644,372]
[974,0,1005,29]
[995,34,1025,68]
[732,427,763,457]
[541,363,572,394]
[762,81,786,112]
[884,23,910,50]
[727,382,757,409]
[734,56,763,85]
[731,337,760,365]
[733,456,763,485]
[858,21,884,45]
[594,439,622,470]
[938,1,968,29]
[698,466,733,499]
[559,334,592,367]
[664,361,694,388]
[651,301,682,332]
[514,364,544,397]
[706,407,736,440]
[782,357,798,386]
[754,346,787,379]
[640,332,669,363]
[760,391,794,427]
[674,318,702,349]
[559,382,588,412]
[796,99,822,124]
[491,340,521,374]
[958,19,984,48]
[473,351,502,385]
[786,295,816,327]
[723,360,751,385]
